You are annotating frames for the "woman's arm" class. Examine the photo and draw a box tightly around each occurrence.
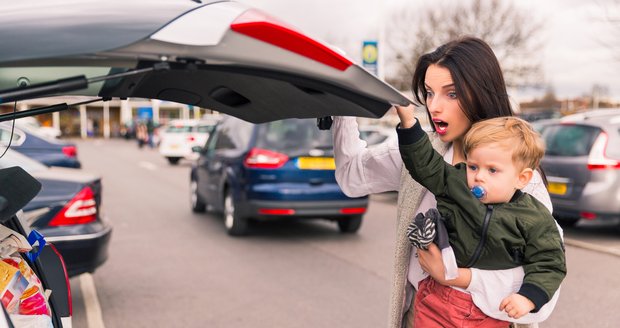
[332,116,403,197]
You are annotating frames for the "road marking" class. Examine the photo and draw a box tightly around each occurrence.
[564,238,620,257]
[80,273,106,328]
[138,161,157,171]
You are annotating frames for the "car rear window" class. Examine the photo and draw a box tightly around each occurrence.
[166,125,193,133]
[542,124,600,157]
[255,119,333,152]
[196,125,215,133]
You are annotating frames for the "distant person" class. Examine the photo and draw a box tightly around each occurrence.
[398,115,566,327]
[136,121,148,149]
[146,118,155,148]
[93,119,100,137]
[332,36,563,328]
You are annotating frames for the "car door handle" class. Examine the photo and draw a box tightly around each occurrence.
[309,178,323,185]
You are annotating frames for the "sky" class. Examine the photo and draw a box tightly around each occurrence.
[237,0,620,102]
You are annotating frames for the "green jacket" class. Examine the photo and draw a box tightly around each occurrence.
[397,121,566,312]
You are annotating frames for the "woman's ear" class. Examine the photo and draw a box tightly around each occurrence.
[516,168,534,189]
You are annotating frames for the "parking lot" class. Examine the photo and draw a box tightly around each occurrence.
[65,138,620,327]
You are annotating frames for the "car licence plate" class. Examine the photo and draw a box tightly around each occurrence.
[297,157,335,170]
[547,182,567,195]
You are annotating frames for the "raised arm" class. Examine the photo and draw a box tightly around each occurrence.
[332,116,403,197]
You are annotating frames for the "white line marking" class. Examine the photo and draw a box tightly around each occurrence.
[80,273,106,328]
[138,161,157,171]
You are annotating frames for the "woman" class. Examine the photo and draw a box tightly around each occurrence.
[332,36,562,327]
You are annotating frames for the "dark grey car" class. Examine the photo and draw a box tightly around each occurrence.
[539,109,620,226]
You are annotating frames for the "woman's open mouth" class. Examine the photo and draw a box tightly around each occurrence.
[433,119,448,135]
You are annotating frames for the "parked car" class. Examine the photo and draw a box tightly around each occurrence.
[0,123,81,169]
[539,109,620,226]
[0,148,111,277]
[159,118,219,165]
[190,116,368,235]
[358,124,397,148]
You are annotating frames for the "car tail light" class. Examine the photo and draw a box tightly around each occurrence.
[62,145,77,158]
[244,148,289,169]
[587,132,620,170]
[258,209,295,215]
[340,208,367,215]
[231,9,353,71]
[580,212,597,220]
[49,186,97,226]
[187,135,196,142]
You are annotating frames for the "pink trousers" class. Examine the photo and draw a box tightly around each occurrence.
[412,277,510,328]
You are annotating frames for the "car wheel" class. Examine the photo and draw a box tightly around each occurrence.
[190,179,206,213]
[224,188,248,236]
[167,157,181,165]
[338,215,363,233]
[556,215,580,227]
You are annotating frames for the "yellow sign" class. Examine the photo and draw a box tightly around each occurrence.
[362,43,378,64]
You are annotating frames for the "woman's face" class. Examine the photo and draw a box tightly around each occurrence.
[424,64,472,143]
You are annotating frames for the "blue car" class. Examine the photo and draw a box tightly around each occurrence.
[0,122,81,168]
[190,116,368,236]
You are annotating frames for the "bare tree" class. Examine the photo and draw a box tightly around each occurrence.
[384,0,544,91]
[597,0,620,61]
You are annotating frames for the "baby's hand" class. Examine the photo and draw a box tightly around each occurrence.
[499,294,535,319]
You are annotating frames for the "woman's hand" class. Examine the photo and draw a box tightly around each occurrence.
[395,104,416,128]
[417,243,472,289]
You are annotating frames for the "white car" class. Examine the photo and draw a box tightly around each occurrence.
[159,119,219,164]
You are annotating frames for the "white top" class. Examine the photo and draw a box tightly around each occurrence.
[332,116,563,324]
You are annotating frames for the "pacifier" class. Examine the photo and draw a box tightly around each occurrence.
[471,185,486,200]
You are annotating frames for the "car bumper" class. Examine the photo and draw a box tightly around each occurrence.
[239,198,369,220]
[43,222,112,277]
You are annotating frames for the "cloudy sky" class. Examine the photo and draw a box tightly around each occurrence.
[237,0,620,101]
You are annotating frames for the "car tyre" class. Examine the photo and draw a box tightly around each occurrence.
[338,215,362,233]
[167,157,181,165]
[555,215,580,227]
[190,179,206,213]
[224,188,248,236]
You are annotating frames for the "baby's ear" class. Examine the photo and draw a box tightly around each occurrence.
[516,168,534,189]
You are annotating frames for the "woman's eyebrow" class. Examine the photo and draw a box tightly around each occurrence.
[424,83,456,89]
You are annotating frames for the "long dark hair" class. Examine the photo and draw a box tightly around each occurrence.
[410,37,549,185]
[411,36,513,128]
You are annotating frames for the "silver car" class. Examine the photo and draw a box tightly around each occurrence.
[539,109,620,226]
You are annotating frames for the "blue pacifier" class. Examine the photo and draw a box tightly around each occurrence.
[471,185,486,200]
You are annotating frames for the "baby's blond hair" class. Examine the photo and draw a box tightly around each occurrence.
[463,117,545,171]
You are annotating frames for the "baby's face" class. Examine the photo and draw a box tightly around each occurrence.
[466,143,524,204]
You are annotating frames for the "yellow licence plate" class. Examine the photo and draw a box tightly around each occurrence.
[297,157,335,170]
[547,182,567,195]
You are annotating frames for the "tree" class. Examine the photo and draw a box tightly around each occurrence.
[384,0,544,91]
[598,0,620,61]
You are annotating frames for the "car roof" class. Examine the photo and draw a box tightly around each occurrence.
[0,0,410,124]
[560,108,620,123]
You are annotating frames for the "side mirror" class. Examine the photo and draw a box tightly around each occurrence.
[191,146,203,153]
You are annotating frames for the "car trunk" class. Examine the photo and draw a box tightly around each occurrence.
[245,119,349,201]
[540,123,600,201]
